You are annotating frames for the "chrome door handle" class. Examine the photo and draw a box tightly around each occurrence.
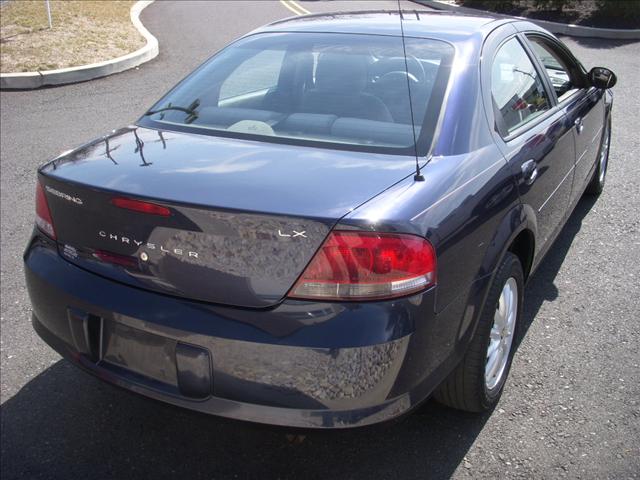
[574,117,584,134]
[521,159,538,186]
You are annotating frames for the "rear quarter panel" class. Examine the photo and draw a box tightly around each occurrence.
[339,27,524,314]
[338,144,520,314]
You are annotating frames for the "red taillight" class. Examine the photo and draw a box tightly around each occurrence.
[35,181,56,239]
[111,197,171,216]
[289,231,436,301]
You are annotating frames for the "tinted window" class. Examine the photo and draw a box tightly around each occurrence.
[491,38,550,135]
[528,37,579,101]
[219,49,285,100]
[140,32,455,155]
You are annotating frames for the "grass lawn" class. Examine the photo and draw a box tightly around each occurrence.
[0,0,146,73]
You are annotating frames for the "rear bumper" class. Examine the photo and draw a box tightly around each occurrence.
[25,234,471,428]
[32,314,413,428]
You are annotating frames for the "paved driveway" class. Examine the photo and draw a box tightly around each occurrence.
[1,1,638,478]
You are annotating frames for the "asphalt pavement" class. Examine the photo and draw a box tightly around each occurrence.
[1,1,639,479]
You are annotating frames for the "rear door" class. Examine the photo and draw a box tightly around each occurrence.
[483,29,576,256]
[523,32,605,204]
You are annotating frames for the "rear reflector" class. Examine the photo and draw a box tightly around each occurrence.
[289,231,436,301]
[111,197,171,216]
[35,181,56,239]
[93,250,138,268]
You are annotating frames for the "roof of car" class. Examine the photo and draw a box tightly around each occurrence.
[258,10,509,41]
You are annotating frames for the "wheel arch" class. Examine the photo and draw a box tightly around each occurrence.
[452,202,536,360]
[479,202,537,283]
[508,228,535,281]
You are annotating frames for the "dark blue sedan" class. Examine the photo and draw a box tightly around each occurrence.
[25,10,616,428]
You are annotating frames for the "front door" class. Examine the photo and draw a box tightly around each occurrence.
[524,34,606,204]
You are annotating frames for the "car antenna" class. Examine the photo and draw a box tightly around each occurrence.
[398,0,424,181]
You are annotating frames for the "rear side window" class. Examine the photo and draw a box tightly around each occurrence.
[139,32,455,156]
[491,37,550,136]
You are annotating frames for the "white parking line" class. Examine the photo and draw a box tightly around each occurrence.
[279,0,310,16]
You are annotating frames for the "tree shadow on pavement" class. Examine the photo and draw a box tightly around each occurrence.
[0,196,599,480]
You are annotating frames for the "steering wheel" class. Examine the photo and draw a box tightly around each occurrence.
[378,54,426,85]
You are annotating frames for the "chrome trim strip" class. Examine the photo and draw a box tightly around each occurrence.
[538,165,575,212]
[575,148,589,165]
[591,124,604,144]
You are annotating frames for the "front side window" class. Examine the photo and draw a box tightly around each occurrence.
[491,37,550,136]
[527,36,580,102]
[139,32,455,155]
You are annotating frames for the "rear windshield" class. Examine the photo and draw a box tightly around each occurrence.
[139,32,455,156]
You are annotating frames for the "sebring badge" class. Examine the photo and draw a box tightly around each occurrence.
[45,185,83,205]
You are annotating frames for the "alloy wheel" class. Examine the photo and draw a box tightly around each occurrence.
[599,125,610,184]
[485,277,518,390]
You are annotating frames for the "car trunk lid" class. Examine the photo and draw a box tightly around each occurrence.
[39,127,415,307]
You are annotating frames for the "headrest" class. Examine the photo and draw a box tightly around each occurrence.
[314,51,367,94]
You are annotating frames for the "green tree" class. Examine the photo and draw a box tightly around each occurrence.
[459,0,519,13]
[595,0,640,22]
[533,0,576,12]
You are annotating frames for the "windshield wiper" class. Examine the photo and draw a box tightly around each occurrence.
[145,99,200,123]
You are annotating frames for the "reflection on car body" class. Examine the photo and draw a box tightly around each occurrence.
[24,10,615,428]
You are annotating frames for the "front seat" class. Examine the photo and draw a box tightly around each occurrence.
[300,52,393,123]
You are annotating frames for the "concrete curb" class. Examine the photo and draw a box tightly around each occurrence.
[0,0,158,90]
[414,1,640,40]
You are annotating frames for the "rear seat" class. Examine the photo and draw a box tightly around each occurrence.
[196,107,285,128]
[331,118,415,146]
[276,113,338,136]
[194,107,414,147]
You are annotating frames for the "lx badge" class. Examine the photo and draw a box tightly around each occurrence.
[278,229,307,238]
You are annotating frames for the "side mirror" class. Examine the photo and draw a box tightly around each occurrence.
[588,67,617,89]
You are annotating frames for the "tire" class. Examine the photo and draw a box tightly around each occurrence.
[434,252,524,412]
[585,116,611,196]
